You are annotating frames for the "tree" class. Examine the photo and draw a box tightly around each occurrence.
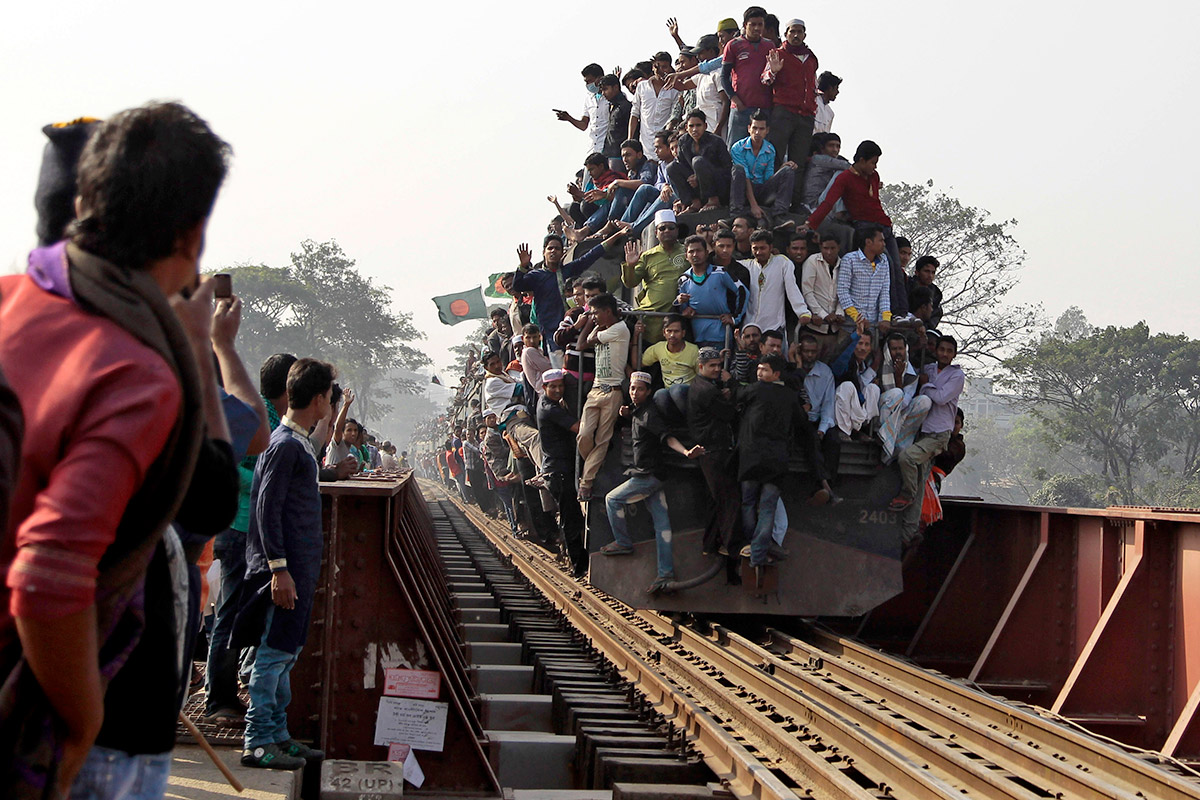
[882,180,1043,364]
[216,239,431,421]
[447,320,493,378]
[1002,310,1199,503]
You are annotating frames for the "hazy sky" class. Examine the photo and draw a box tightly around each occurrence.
[3,0,1199,388]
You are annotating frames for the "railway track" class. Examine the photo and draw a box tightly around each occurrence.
[427,481,1200,800]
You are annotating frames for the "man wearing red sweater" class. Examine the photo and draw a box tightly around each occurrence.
[762,18,819,200]
[802,140,909,317]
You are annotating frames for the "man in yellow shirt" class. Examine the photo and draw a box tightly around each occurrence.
[622,209,688,343]
[640,314,699,386]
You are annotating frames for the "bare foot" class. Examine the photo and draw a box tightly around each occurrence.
[701,197,721,212]
[566,226,588,243]
[614,220,633,232]
[686,200,703,213]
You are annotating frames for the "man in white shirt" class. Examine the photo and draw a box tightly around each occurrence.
[800,233,848,358]
[629,52,680,156]
[814,71,841,134]
[669,35,728,138]
[741,230,811,339]
[576,293,630,501]
[555,63,610,159]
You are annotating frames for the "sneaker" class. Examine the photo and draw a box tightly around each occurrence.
[279,739,325,760]
[241,742,305,770]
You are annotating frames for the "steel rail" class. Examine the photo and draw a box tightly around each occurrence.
[780,625,1200,800]
[433,489,875,800]
[431,484,1199,799]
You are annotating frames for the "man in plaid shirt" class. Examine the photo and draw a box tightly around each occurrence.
[837,226,892,334]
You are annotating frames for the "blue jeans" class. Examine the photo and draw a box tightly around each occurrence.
[607,186,636,222]
[494,483,519,533]
[69,746,171,800]
[740,480,782,565]
[205,528,246,713]
[621,184,669,236]
[245,607,301,748]
[605,474,675,578]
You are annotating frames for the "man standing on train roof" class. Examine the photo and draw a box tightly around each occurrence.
[622,209,689,343]
[513,228,625,366]
[599,371,704,595]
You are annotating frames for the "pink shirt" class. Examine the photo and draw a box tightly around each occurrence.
[0,274,180,628]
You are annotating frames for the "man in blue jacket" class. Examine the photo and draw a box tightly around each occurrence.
[240,358,335,770]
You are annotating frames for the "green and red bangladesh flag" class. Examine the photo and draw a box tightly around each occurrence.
[432,287,488,325]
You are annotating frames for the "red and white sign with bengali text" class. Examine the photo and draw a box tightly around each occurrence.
[383,668,441,699]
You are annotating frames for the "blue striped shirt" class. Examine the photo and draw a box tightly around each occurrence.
[837,249,892,323]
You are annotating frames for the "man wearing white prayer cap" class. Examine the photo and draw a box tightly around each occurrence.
[535,368,587,575]
[599,366,704,595]
[621,208,688,343]
[762,12,819,202]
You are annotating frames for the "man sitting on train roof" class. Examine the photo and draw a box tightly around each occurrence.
[877,333,931,463]
[893,336,965,548]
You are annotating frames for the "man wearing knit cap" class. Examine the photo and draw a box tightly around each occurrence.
[537,369,587,576]
[622,209,689,343]
[763,18,819,204]
[599,371,704,595]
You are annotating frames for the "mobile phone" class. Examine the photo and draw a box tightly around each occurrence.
[212,273,232,298]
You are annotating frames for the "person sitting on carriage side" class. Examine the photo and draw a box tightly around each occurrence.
[877,333,931,462]
[675,234,744,349]
[599,371,704,596]
[834,333,880,439]
[795,333,841,479]
[689,348,742,557]
[908,255,944,329]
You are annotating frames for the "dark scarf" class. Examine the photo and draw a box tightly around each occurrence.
[784,42,812,59]
[0,241,205,799]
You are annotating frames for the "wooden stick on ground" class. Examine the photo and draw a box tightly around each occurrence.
[179,711,245,793]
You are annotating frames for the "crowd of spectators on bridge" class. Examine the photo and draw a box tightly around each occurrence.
[0,102,420,797]
[419,6,967,594]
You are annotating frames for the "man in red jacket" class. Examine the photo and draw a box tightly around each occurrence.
[762,18,818,208]
[801,140,908,317]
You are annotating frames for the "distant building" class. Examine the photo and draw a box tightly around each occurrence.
[961,377,1018,431]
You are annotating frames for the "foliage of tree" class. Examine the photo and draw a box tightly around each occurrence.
[882,181,1043,364]
[447,320,493,377]
[1001,309,1200,503]
[216,239,430,421]
[1029,473,1110,508]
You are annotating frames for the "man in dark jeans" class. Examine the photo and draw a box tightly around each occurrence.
[463,426,495,515]
[537,369,588,576]
[688,348,742,557]
[667,109,732,212]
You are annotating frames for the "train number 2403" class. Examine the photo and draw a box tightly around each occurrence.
[859,509,899,525]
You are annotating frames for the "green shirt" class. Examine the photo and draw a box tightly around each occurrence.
[232,395,281,533]
[642,341,699,386]
[622,243,688,343]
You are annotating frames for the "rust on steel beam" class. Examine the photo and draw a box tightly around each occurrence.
[1052,519,1177,750]
[290,475,499,792]
[905,506,1043,674]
